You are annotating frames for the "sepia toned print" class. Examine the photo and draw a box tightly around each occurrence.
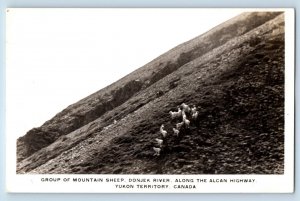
[16,11,286,175]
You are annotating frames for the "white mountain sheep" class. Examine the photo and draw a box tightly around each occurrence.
[182,110,187,120]
[155,138,163,147]
[191,105,197,114]
[176,122,184,130]
[181,103,191,113]
[153,147,161,156]
[169,107,182,119]
[173,128,180,136]
[192,111,199,120]
[183,115,190,128]
[160,124,168,138]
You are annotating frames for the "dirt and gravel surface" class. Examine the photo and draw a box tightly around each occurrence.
[17,12,285,174]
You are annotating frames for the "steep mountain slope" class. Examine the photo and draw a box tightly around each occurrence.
[16,12,281,162]
[17,12,285,174]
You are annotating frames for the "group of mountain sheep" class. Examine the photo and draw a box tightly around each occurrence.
[153,103,199,156]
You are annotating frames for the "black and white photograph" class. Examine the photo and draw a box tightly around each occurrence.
[6,8,294,193]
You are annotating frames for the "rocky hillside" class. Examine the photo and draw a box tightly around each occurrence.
[17,12,285,174]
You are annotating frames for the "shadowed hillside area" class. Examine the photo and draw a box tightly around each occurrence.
[17,12,285,174]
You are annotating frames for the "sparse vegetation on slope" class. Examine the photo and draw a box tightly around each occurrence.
[17,12,282,162]
[17,12,285,175]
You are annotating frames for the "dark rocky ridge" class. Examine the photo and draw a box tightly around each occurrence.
[17,12,284,174]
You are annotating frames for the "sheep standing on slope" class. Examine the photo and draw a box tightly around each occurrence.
[182,110,187,120]
[176,122,184,130]
[182,115,190,128]
[169,107,182,119]
[155,138,163,147]
[191,105,197,114]
[191,105,199,126]
[153,147,161,156]
[160,124,168,138]
[173,128,180,137]
[181,103,191,114]
[170,108,182,119]
[192,111,199,121]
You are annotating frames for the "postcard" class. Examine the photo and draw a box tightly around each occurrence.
[6,8,294,193]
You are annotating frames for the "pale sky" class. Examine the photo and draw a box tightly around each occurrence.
[6,9,243,139]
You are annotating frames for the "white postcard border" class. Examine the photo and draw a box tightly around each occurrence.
[6,8,295,193]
